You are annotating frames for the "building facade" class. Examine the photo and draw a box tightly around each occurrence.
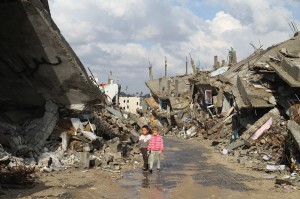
[119,96,142,114]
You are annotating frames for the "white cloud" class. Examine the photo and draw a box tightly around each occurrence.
[208,11,242,34]
[48,0,298,93]
[219,0,293,34]
[135,25,160,40]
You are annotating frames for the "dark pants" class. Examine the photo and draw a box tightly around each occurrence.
[141,148,149,170]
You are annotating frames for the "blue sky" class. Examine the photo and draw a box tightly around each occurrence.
[48,0,300,94]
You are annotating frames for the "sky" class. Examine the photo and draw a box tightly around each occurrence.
[48,0,300,94]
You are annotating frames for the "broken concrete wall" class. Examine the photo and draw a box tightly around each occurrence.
[0,100,58,156]
[0,0,103,109]
[23,100,58,154]
[237,75,251,106]
[287,120,300,151]
[159,77,169,94]
[281,57,300,82]
[0,0,105,160]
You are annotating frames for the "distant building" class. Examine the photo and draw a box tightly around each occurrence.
[99,79,120,105]
[119,96,142,114]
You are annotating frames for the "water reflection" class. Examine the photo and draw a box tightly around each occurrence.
[141,171,164,191]
[142,172,150,188]
[155,172,163,191]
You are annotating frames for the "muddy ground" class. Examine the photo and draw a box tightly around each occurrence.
[1,137,299,199]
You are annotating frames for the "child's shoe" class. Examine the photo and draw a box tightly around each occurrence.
[149,169,153,173]
[157,168,160,172]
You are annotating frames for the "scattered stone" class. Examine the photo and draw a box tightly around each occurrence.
[79,152,90,169]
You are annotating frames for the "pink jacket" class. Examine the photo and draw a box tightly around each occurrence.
[147,135,164,152]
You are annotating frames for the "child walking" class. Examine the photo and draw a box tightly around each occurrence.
[147,126,164,173]
[138,125,152,171]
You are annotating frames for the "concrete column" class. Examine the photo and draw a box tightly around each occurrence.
[221,60,225,66]
[175,79,179,97]
[149,65,153,80]
[232,51,237,64]
[159,78,162,93]
[189,53,196,74]
[214,56,220,70]
[115,93,119,106]
[165,56,167,77]
[79,152,90,169]
[229,51,237,65]
[168,80,171,95]
[186,56,188,75]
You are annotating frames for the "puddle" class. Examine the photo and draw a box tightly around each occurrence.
[117,137,255,197]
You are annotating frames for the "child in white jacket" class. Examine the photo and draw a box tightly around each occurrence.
[138,125,152,171]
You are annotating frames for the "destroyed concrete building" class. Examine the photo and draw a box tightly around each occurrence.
[1,0,300,191]
[0,0,104,156]
[145,31,300,178]
[145,57,197,129]
[145,74,192,127]
[0,1,147,187]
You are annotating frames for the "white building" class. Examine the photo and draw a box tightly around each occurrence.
[119,96,142,114]
[99,79,120,105]
[104,83,119,103]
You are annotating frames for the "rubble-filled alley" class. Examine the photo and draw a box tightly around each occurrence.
[1,0,300,198]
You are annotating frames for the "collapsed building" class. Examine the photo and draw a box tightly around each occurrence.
[145,31,300,179]
[1,0,300,191]
[0,0,104,156]
[0,0,146,188]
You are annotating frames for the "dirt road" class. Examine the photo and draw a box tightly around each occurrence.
[3,137,299,199]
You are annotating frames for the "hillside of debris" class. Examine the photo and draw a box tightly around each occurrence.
[143,31,300,189]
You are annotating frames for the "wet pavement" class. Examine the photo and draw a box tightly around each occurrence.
[117,136,256,198]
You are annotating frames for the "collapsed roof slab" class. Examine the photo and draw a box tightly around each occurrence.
[145,97,160,109]
[237,75,275,108]
[218,51,264,85]
[264,33,300,87]
[145,78,168,99]
[241,108,280,140]
[0,0,103,109]
[169,97,190,110]
[268,60,300,87]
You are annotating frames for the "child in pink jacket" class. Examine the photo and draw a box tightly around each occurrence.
[147,126,164,173]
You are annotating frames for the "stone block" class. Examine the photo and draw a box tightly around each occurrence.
[238,157,246,166]
[245,161,253,168]
[60,132,71,152]
[130,130,139,143]
[112,152,122,161]
[79,152,90,169]
[94,158,102,167]
[253,153,260,160]
[103,152,113,163]
[106,142,123,153]
[234,150,240,157]
[240,150,247,155]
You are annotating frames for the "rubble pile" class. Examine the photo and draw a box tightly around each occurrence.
[0,0,167,193]
[2,0,300,192]
[0,104,147,190]
[143,31,300,189]
[43,105,145,172]
[0,164,36,189]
